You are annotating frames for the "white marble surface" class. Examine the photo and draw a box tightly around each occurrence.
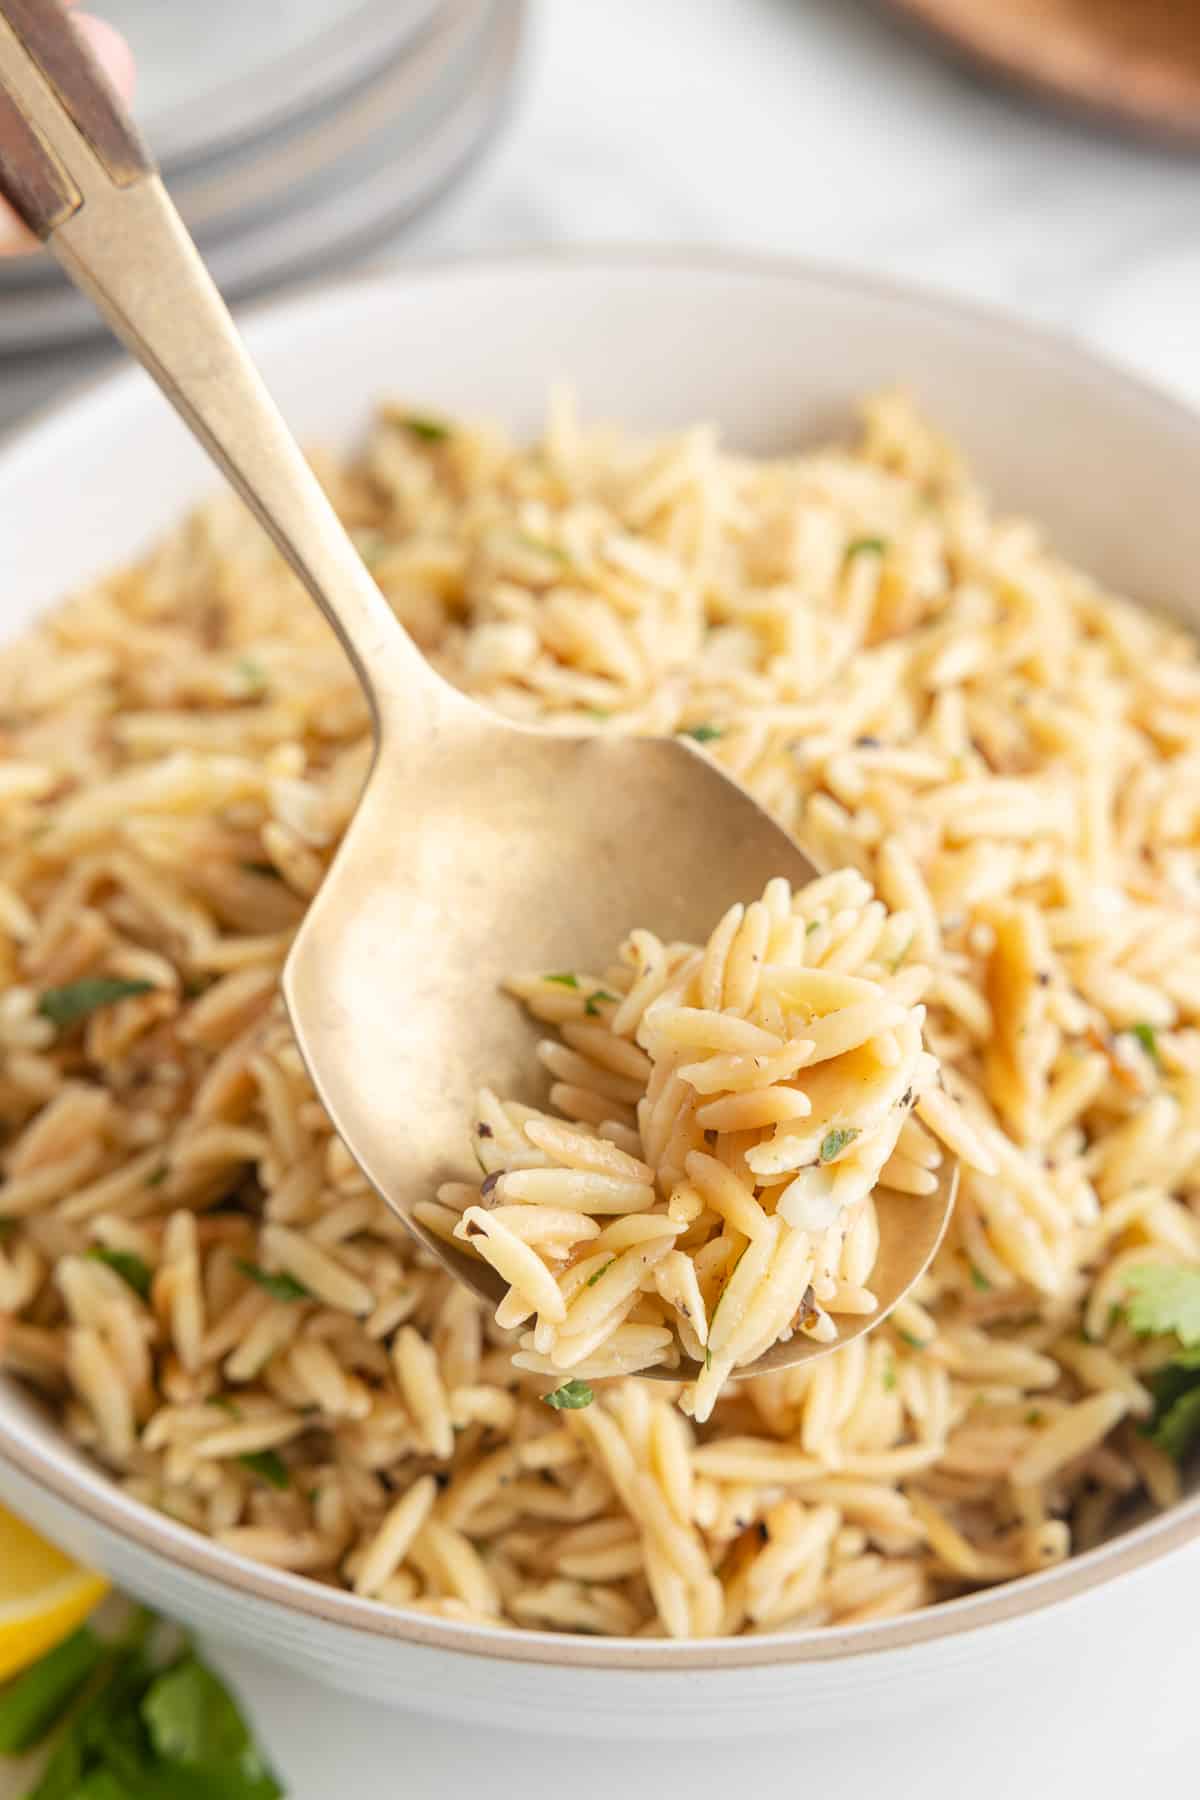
[6,2,1200,1794]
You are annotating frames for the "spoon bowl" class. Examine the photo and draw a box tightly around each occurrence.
[285,691,957,1375]
[0,0,955,1378]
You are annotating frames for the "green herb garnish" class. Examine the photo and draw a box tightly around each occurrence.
[705,1347,713,1371]
[585,1261,615,1288]
[1123,1265,1200,1345]
[584,989,618,1017]
[401,414,450,443]
[896,1329,929,1352]
[819,1127,859,1163]
[145,1165,169,1189]
[235,1260,310,1304]
[584,708,612,722]
[541,1379,594,1411]
[37,978,154,1030]
[1127,1022,1162,1068]
[968,1262,991,1293]
[882,1360,897,1392]
[86,1247,152,1301]
[544,972,579,989]
[515,534,567,563]
[0,1628,104,1754]
[679,723,724,744]
[140,1655,282,1797]
[1121,1265,1200,1462]
[1025,1409,1044,1426]
[239,1450,290,1490]
[235,656,267,694]
[0,1621,282,1800]
[805,920,821,935]
[845,536,887,559]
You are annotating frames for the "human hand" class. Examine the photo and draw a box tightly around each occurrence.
[0,3,134,253]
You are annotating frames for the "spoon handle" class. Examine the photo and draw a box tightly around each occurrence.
[0,0,433,728]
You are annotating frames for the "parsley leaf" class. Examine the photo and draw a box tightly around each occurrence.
[845,536,887,559]
[37,978,154,1030]
[235,1260,310,1303]
[1127,1021,1162,1067]
[679,723,724,744]
[819,1127,859,1163]
[239,1451,290,1489]
[140,1654,282,1798]
[584,989,618,1017]
[86,1247,152,1300]
[585,1261,615,1288]
[896,1328,929,1352]
[705,1347,713,1371]
[6,1622,281,1800]
[400,414,450,443]
[968,1262,991,1293]
[235,656,266,695]
[1122,1265,1200,1462]
[541,1379,594,1410]
[0,1627,104,1754]
[882,1359,897,1392]
[1122,1265,1200,1346]
[544,972,579,989]
[515,534,567,563]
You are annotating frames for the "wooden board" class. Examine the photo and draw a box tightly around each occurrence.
[887,0,1200,147]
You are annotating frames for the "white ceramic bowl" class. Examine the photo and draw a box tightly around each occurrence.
[2,255,1199,1737]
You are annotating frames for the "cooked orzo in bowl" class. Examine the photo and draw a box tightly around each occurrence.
[0,261,1198,1725]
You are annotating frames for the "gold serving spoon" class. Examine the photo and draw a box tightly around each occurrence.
[0,0,954,1377]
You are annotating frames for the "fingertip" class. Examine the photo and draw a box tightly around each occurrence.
[73,14,136,104]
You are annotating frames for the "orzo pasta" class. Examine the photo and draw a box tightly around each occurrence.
[427,871,991,1418]
[1,391,1198,1638]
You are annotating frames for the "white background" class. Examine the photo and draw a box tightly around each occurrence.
[7,1,1200,1792]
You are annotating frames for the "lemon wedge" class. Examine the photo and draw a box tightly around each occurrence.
[0,1506,109,1684]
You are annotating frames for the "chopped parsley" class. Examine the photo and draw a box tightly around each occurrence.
[400,414,450,443]
[515,534,567,563]
[235,1259,310,1303]
[239,1450,290,1489]
[968,1262,992,1293]
[544,972,579,989]
[678,723,724,744]
[819,1127,859,1163]
[541,1379,594,1411]
[584,707,612,722]
[705,1346,713,1371]
[1127,1022,1162,1068]
[896,1329,929,1352]
[585,1261,616,1288]
[1121,1264,1200,1462]
[1122,1265,1200,1345]
[37,976,154,1030]
[86,1246,152,1300]
[584,989,618,1017]
[145,1164,169,1188]
[1025,1409,1044,1426]
[845,536,887,559]
[234,655,266,694]
[805,919,821,935]
[882,1359,897,1392]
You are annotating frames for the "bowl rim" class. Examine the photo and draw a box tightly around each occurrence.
[2,245,1199,1673]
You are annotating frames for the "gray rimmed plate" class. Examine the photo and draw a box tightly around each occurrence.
[0,0,523,353]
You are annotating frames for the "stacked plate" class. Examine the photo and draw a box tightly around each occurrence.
[0,0,523,424]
